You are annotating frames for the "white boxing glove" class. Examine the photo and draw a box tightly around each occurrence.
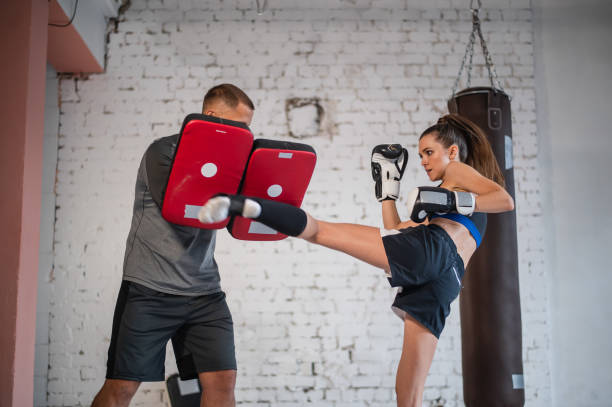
[371,144,408,201]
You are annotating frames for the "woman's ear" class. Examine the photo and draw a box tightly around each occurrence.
[449,144,459,161]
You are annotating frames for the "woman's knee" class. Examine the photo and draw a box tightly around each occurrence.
[395,387,422,407]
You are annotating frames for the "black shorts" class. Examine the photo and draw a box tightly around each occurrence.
[106,281,236,382]
[382,224,465,338]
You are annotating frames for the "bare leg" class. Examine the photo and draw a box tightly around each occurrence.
[299,214,390,271]
[395,316,438,407]
[300,212,436,406]
[91,379,140,407]
[199,198,390,271]
[198,370,236,407]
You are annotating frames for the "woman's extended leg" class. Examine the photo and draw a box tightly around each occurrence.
[299,214,390,270]
[198,196,391,271]
[395,316,438,407]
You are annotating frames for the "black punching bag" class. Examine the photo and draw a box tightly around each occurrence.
[448,87,524,407]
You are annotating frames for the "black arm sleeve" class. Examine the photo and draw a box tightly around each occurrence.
[145,135,177,208]
[250,197,308,237]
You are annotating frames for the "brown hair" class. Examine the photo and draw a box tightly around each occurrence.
[420,114,505,187]
[202,83,255,112]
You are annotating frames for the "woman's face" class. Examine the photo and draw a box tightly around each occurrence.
[418,132,458,181]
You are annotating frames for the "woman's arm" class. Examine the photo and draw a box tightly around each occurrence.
[382,200,401,229]
[395,218,428,229]
[381,200,429,229]
[445,161,514,213]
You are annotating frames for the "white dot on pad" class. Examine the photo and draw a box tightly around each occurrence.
[267,184,282,197]
[201,163,217,178]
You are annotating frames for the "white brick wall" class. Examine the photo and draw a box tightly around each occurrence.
[46,1,550,405]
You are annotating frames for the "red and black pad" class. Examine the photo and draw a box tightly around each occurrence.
[161,113,253,229]
[228,139,316,241]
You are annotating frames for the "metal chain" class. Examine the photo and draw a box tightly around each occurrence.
[451,0,505,96]
[475,13,505,92]
[466,29,476,88]
[451,26,476,96]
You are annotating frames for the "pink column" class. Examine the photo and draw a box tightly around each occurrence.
[0,1,48,405]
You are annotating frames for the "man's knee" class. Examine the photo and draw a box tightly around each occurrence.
[99,379,140,403]
[199,370,236,394]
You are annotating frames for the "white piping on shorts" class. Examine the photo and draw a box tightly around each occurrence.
[452,266,461,287]
[392,305,407,321]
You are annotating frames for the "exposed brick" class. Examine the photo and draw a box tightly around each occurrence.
[46,1,550,406]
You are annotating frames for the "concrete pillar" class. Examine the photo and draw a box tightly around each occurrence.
[0,1,48,405]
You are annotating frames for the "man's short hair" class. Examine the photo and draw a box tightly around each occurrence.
[202,83,255,112]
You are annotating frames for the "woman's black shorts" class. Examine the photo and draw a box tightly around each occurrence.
[381,224,465,338]
[106,281,236,382]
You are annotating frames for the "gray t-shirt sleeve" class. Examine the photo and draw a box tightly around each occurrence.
[144,135,177,208]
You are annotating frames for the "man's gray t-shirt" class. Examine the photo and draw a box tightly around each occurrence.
[122,135,221,295]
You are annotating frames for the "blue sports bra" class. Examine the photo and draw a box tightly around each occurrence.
[429,212,487,247]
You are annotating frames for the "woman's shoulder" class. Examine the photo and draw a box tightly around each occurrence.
[445,161,474,175]
[443,161,481,186]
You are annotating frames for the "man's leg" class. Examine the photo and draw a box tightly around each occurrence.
[198,370,236,407]
[95,281,186,406]
[91,379,140,407]
[174,291,237,407]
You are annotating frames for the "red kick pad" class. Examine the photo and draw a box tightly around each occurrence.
[161,114,253,229]
[229,139,317,241]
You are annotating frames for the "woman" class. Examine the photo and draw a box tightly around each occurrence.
[198,114,514,407]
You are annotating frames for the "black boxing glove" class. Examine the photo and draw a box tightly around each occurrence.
[406,186,476,223]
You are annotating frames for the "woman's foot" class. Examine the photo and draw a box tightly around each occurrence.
[198,195,261,224]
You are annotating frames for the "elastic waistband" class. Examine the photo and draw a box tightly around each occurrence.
[429,213,482,248]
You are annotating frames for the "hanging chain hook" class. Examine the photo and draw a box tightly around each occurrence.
[256,0,268,15]
[472,6,480,26]
[451,0,506,97]
[471,0,481,29]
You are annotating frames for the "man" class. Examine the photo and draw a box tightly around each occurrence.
[92,84,255,407]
